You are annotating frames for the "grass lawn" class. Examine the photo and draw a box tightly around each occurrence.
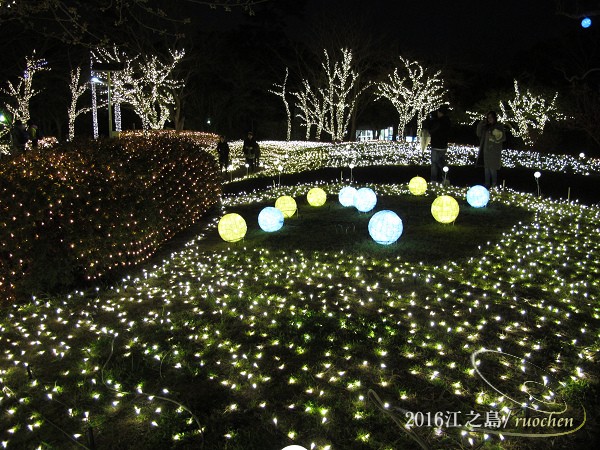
[1,178,599,449]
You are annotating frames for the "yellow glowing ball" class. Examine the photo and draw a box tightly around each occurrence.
[307,187,327,207]
[218,213,247,242]
[408,176,427,195]
[431,195,459,223]
[275,196,297,218]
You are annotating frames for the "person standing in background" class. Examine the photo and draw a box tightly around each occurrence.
[243,131,259,173]
[428,106,451,183]
[216,135,230,173]
[476,111,506,189]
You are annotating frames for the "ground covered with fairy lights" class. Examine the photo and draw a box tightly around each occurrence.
[1,141,600,450]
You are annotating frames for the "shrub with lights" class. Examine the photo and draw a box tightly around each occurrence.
[0,135,221,302]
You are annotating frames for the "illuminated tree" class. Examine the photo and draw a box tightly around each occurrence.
[467,80,562,146]
[1,51,50,124]
[293,79,326,140]
[375,56,446,138]
[293,48,368,142]
[92,47,185,131]
[269,67,291,141]
[68,67,100,141]
[126,50,185,130]
[500,80,561,146]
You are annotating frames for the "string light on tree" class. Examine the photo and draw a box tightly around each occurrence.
[375,56,447,138]
[269,68,292,141]
[1,50,50,125]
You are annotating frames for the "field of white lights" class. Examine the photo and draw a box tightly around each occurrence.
[1,140,600,450]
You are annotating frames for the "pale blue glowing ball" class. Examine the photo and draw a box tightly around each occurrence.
[258,207,284,232]
[368,210,403,245]
[582,17,592,28]
[354,187,377,212]
[338,186,357,207]
[466,185,490,208]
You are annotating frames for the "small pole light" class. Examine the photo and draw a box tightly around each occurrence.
[278,165,283,186]
[442,166,449,186]
[534,171,541,197]
[245,163,249,177]
[349,163,355,183]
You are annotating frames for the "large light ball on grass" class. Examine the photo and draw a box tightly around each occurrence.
[466,185,490,208]
[218,213,247,242]
[338,186,356,207]
[275,196,297,218]
[368,210,403,245]
[258,207,284,232]
[431,195,459,223]
[307,187,327,206]
[408,176,427,195]
[354,187,377,212]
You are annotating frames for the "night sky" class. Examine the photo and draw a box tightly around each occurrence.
[202,0,577,66]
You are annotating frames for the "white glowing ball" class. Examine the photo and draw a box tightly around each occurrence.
[466,185,490,208]
[275,196,297,218]
[408,176,427,195]
[307,187,327,207]
[354,187,377,212]
[338,186,357,207]
[218,213,247,242]
[281,446,308,450]
[368,210,403,245]
[258,207,284,232]
[431,195,459,223]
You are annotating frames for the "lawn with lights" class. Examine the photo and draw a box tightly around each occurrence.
[1,139,600,450]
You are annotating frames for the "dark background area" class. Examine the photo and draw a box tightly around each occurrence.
[1,0,600,155]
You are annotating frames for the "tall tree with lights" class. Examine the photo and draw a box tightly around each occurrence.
[269,67,291,141]
[500,80,561,146]
[466,80,562,146]
[92,47,185,131]
[293,78,326,140]
[320,48,369,142]
[293,48,368,142]
[125,50,185,130]
[375,56,446,138]
[1,51,50,124]
[67,67,94,140]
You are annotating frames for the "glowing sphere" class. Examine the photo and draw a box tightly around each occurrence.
[338,186,357,207]
[258,207,284,232]
[466,185,490,208]
[354,187,377,212]
[431,195,459,223]
[307,187,327,207]
[281,446,308,450]
[368,210,403,245]
[218,213,247,242]
[275,196,297,218]
[408,176,427,195]
[582,17,592,28]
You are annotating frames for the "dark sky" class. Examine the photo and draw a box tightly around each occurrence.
[302,0,575,64]
[202,0,578,66]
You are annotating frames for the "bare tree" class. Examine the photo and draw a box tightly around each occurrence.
[269,67,291,141]
[1,51,50,124]
[0,0,271,49]
[375,56,447,138]
[67,67,99,140]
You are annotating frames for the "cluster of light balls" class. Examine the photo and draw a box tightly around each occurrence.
[218,188,327,242]
[219,179,490,247]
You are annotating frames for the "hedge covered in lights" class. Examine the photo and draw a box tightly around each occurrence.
[0,134,221,303]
